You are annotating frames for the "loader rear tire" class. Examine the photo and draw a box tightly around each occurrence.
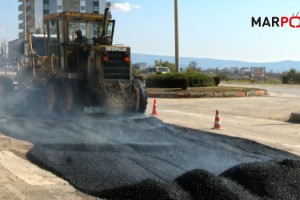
[45,79,62,113]
[61,81,83,115]
[133,78,148,113]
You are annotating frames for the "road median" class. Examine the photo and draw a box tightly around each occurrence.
[147,86,267,98]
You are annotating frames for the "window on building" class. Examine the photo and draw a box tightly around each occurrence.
[74,5,79,11]
[43,9,49,15]
[57,5,62,11]
[43,0,49,4]
[94,6,99,12]
[43,4,49,10]
[65,5,70,11]
[80,6,85,11]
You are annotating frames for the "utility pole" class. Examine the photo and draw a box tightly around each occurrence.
[174,0,180,72]
[24,0,27,60]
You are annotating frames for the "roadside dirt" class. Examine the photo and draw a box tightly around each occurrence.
[0,134,32,158]
[146,85,263,94]
[0,135,102,200]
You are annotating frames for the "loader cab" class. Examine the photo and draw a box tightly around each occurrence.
[44,11,115,78]
[67,20,115,45]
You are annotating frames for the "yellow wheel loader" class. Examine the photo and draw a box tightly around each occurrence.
[9,8,147,115]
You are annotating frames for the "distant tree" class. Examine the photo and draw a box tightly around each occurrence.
[186,61,201,73]
[154,59,176,72]
[0,39,8,68]
[132,67,140,76]
[289,68,296,74]
[282,68,300,84]
[132,63,140,70]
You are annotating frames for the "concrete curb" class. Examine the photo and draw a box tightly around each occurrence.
[147,90,268,98]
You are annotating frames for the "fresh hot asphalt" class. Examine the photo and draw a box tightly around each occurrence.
[0,90,300,199]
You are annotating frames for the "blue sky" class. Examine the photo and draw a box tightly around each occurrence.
[1,0,300,62]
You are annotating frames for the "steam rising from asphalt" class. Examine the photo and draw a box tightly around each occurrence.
[1,88,300,199]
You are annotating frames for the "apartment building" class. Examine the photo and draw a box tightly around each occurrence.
[18,0,110,39]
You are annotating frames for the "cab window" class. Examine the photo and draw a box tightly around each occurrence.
[68,22,87,43]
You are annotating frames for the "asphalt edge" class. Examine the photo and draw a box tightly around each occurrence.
[147,89,268,98]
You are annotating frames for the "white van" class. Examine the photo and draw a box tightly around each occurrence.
[140,66,170,78]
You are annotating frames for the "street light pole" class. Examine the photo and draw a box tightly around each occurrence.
[174,0,180,72]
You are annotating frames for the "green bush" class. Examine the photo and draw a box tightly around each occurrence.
[133,75,144,82]
[145,72,215,89]
[282,69,300,84]
[217,74,229,81]
[146,73,188,89]
[184,72,215,87]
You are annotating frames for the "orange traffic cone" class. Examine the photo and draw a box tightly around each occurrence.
[213,110,223,130]
[151,99,158,116]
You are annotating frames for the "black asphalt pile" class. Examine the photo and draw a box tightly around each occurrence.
[26,143,186,192]
[98,179,191,200]
[27,142,300,199]
[97,169,259,200]
[27,143,300,200]
[221,159,300,200]
[174,169,257,200]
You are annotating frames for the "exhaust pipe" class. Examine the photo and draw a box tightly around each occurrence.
[101,7,109,37]
[97,7,112,45]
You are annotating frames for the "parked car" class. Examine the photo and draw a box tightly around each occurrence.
[140,66,170,78]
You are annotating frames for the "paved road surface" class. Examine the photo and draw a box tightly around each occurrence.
[152,83,300,156]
